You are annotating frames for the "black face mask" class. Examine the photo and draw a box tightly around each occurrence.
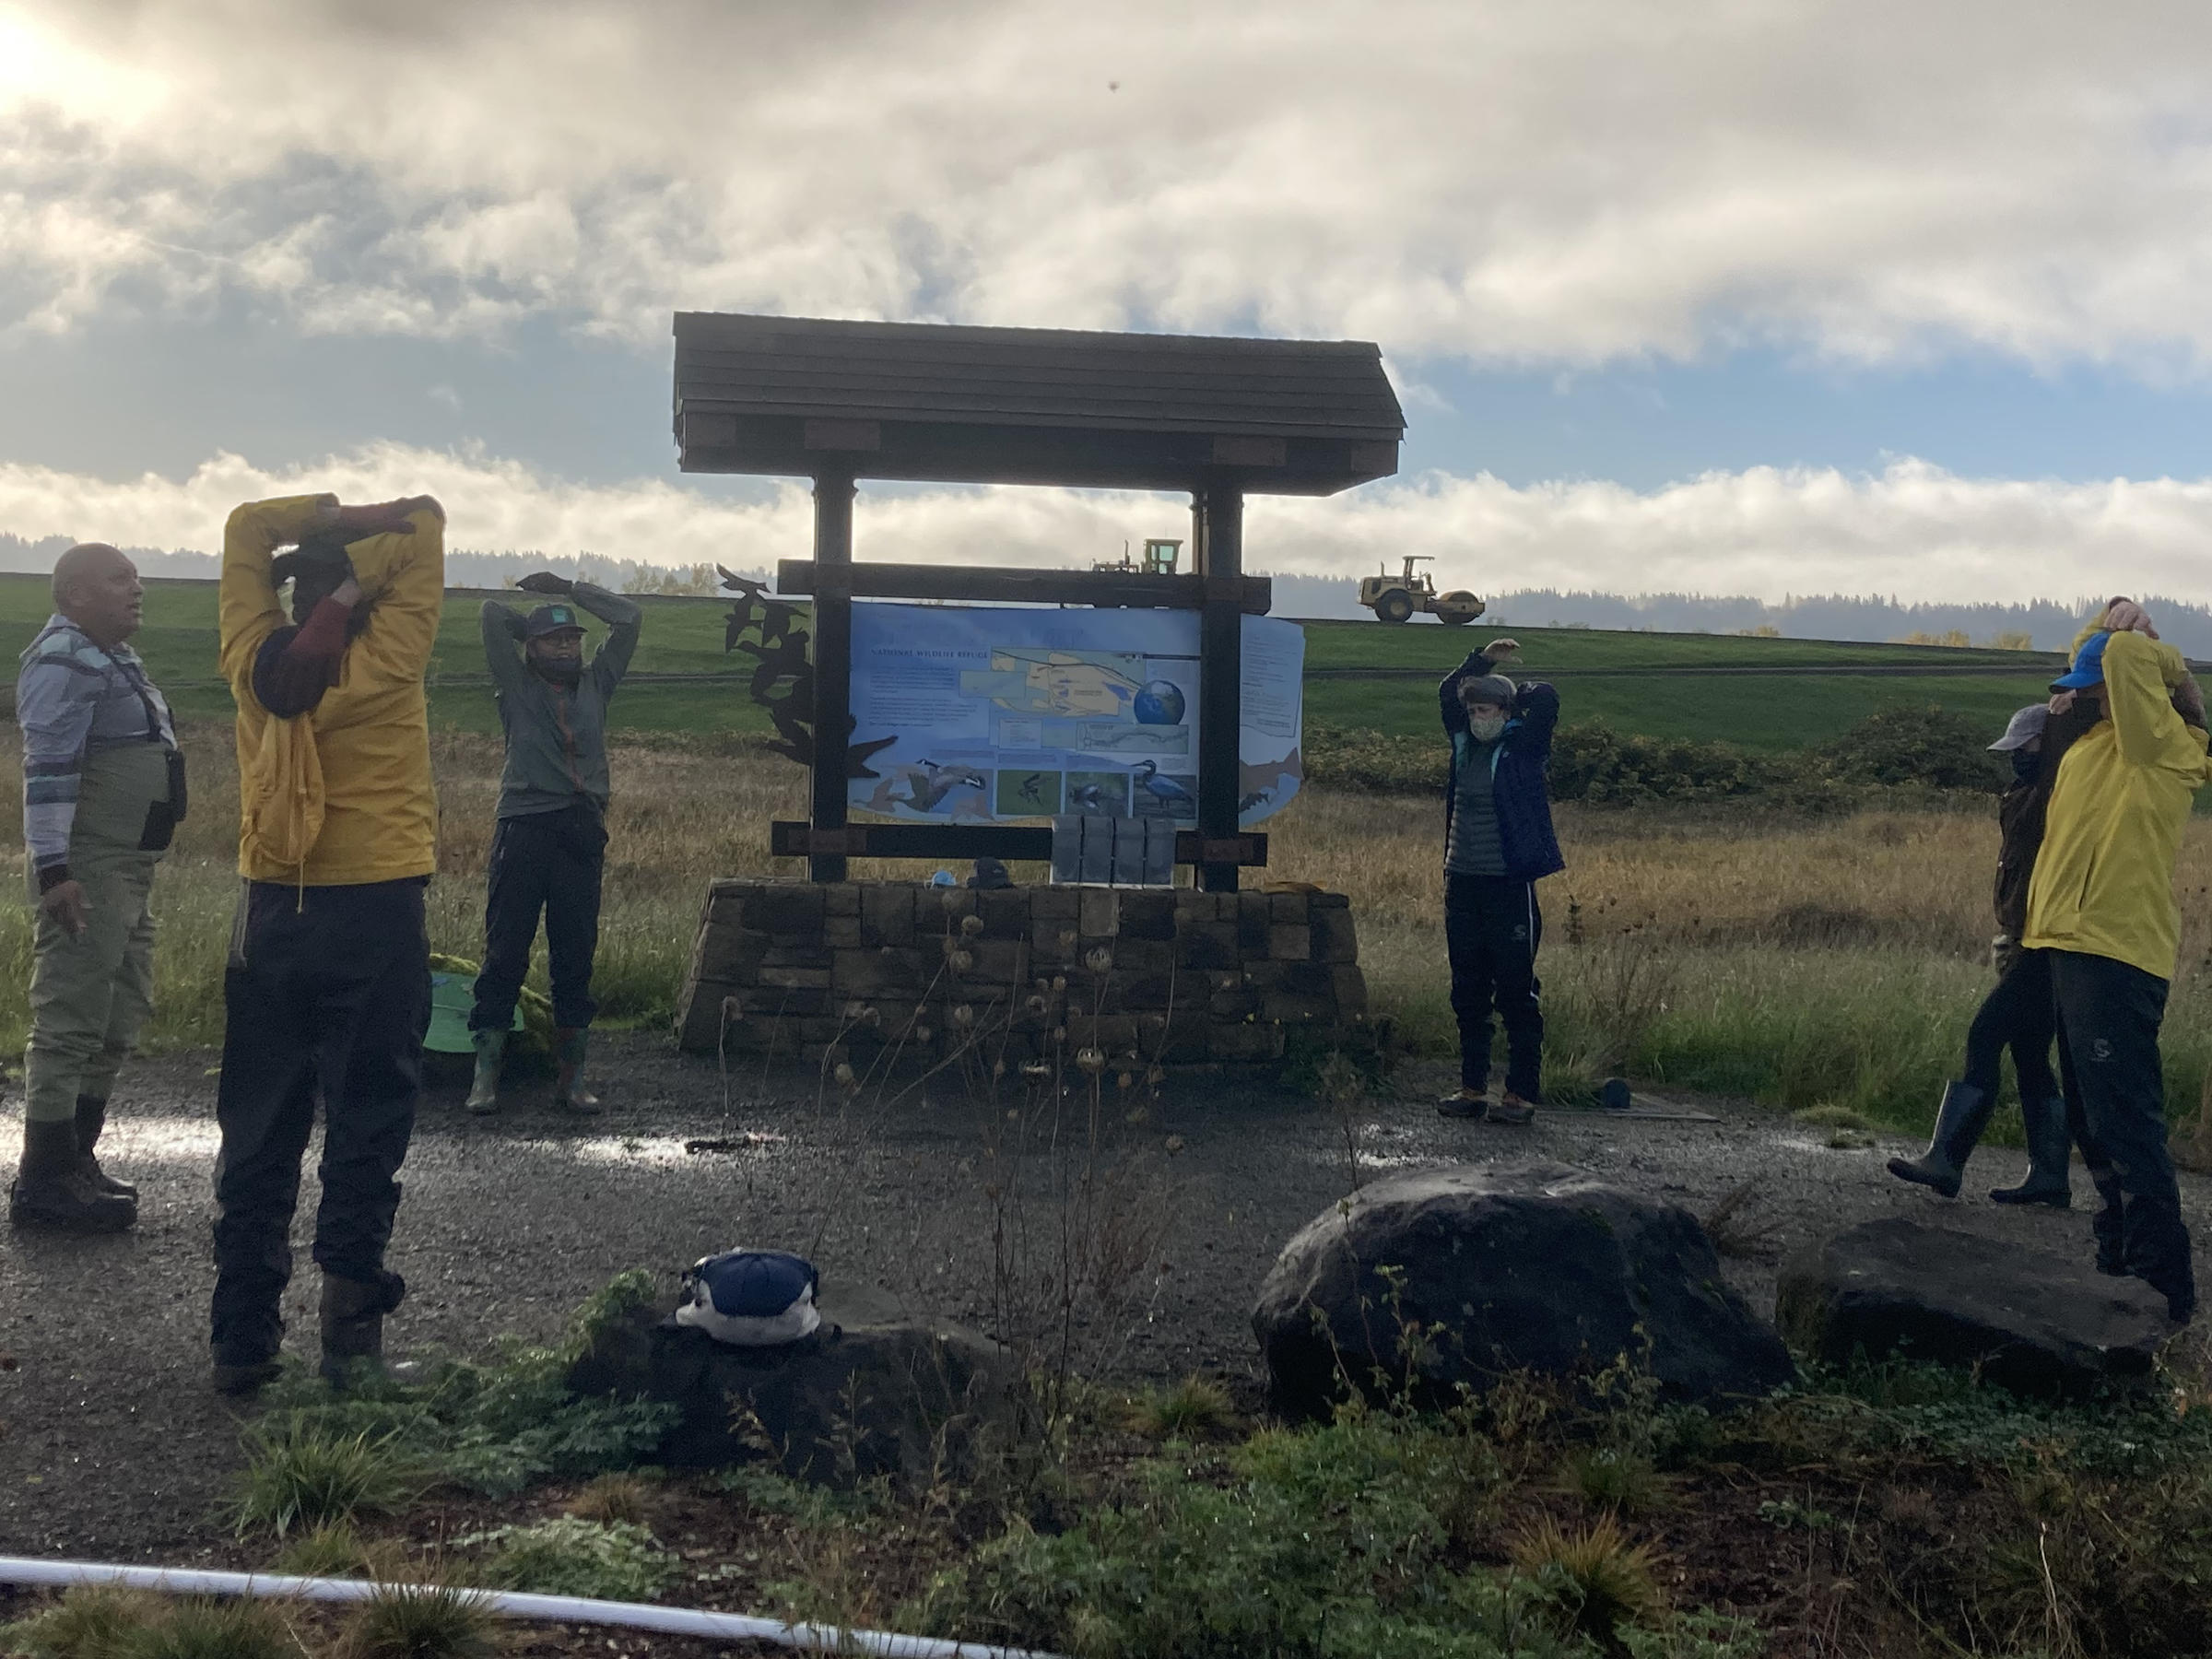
[534,655,583,688]
[2011,749,2041,784]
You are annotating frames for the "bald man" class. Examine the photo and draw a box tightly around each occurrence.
[12,543,183,1233]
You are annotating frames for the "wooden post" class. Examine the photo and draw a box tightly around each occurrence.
[809,463,855,883]
[1195,478,1242,893]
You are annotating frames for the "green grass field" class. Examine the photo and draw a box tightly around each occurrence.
[0,573,2076,749]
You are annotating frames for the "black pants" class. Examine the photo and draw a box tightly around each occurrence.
[1962,947,2058,1104]
[210,878,430,1366]
[1445,873,1544,1100]
[2051,949,2194,1316]
[470,803,606,1032]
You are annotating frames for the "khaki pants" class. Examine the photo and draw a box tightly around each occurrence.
[25,847,160,1124]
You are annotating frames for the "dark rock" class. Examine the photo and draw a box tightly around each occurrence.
[1774,1217,2174,1397]
[569,1285,1014,1486]
[1253,1161,1794,1418]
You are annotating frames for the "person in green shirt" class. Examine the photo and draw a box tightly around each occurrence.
[466,572,641,1114]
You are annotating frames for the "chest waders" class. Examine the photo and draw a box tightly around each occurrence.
[15,735,182,1234]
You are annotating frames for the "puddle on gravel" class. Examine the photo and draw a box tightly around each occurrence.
[534,1134,786,1167]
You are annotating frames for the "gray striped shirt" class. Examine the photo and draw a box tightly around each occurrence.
[17,616,175,876]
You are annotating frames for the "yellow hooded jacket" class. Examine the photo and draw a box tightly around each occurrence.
[2022,627,2212,981]
[218,495,443,887]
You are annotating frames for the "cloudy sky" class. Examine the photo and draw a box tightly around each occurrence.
[5,0,2212,600]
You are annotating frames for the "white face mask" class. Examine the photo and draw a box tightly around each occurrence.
[1467,711,1507,743]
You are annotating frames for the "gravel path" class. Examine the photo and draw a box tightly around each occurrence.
[4,1033,2206,1562]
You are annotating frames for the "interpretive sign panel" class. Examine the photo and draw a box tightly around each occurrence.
[847,602,1302,828]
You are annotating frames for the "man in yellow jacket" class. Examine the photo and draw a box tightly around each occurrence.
[2023,601,2212,1324]
[210,491,444,1394]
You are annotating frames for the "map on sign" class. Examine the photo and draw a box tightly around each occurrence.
[846,602,1302,827]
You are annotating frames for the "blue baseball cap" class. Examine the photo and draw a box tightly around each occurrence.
[2053,630,2111,690]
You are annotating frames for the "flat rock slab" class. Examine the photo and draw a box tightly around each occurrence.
[1253,1161,1795,1418]
[569,1288,1014,1486]
[1774,1217,2175,1397]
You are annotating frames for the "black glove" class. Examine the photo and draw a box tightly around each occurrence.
[515,572,573,596]
[503,611,529,641]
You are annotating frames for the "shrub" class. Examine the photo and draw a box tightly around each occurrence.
[1127,1376,1238,1441]
[459,1517,679,1603]
[1510,1513,1668,1646]
[228,1423,422,1538]
[336,1582,498,1659]
[1,1585,161,1657]
[566,1472,654,1526]
[1810,705,2005,793]
[118,1597,294,1659]
[247,1274,681,1499]
[1549,724,1783,806]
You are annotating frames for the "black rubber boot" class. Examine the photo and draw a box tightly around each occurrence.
[320,1270,406,1386]
[1886,1081,1994,1199]
[1990,1095,2072,1206]
[211,1356,283,1396]
[9,1118,135,1233]
[73,1096,136,1200]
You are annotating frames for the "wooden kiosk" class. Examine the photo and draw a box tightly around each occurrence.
[671,312,1404,892]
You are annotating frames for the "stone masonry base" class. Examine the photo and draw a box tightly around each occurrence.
[675,880,1367,1070]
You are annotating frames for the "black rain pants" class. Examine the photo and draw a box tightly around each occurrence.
[2051,948,2194,1319]
[1445,873,1545,1100]
[470,802,607,1033]
[210,877,429,1367]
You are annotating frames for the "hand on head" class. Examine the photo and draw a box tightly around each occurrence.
[2103,597,2159,639]
[329,496,441,538]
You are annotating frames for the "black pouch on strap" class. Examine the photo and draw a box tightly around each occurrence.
[136,748,188,852]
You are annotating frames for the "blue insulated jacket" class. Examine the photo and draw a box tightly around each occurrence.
[1440,651,1565,882]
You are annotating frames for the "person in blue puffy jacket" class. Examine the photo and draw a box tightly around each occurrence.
[1436,639,1564,1125]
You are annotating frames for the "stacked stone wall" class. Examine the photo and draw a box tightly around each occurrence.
[675,880,1366,1069]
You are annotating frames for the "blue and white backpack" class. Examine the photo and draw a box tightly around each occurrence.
[676,1249,821,1347]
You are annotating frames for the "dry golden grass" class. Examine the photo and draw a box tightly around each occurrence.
[6,722,2211,1131]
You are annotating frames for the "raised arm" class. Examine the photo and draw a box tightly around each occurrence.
[1437,639,1520,736]
[339,500,446,690]
[571,581,642,696]
[481,598,529,693]
[2103,630,2199,770]
[1509,681,1560,758]
[218,493,340,689]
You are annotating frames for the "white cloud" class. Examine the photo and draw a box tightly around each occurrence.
[4,0,2212,372]
[5,442,2210,606]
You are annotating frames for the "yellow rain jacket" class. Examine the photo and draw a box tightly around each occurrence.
[219,495,443,887]
[2022,627,2212,981]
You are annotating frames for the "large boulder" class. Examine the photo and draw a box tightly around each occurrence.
[569,1284,1014,1486]
[1253,1161,1794,1418]
[1775,1217,2174,1397]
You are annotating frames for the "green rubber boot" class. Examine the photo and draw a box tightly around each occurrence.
[555,1027,601,1114]
[465,1029,505,1116]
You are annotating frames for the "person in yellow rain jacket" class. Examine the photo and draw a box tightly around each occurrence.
[209,492,444,1394]
[2023,599,2212,1324]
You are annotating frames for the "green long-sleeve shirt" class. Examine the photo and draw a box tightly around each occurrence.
[481,582,641,818]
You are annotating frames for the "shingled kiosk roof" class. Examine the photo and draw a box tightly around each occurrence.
[672,312,1403,494]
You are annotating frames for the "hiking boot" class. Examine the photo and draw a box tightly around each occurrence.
[211,1355,283,1396]
[73,1095,136,1199]
[555,1027,601,1114]
[465,1028,505,1116]
[320,1270,406,1387]
[1490,1092,1537,1126]
[9,1117,135,1233]
[1989,1094,2072,1206]
[1437,1088,1488,1120]
[1886,1081,1993,1199]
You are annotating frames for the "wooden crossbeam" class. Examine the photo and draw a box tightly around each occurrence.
[775,559,1272,615]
